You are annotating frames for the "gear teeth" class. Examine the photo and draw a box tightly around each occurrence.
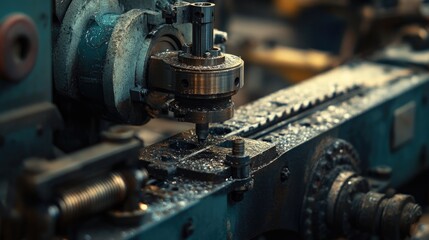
[293,104,301,112]
[302,139,359,239]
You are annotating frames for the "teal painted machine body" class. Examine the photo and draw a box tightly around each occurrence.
[77,13,120,103]
[1,1,429,239]
[0,1,59,179]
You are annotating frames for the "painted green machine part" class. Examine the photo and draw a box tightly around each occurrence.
[55,0,188,124]
[77,13,120,104]
[0,1,61,178]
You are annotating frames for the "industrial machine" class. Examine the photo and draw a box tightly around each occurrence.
[1,0,429,239]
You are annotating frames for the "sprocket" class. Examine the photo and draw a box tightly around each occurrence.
[301,138,360,240]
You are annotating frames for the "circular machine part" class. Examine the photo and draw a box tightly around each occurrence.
[170,97,234,124]
[301,139,361,240]
[148,50,243,126]
[148,51,244,97]
[54,0,122,98]
[301,139,422,239]
[54,0,185,124]
[54,0,73,21]
[136,25,185,94]
[0,14,38,82]
[102,10,181,124]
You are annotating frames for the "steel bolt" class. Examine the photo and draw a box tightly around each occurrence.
[226,139,250,180]
[232,139,245,156]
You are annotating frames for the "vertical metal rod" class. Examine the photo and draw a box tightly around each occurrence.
[191,2,215,56]
[232,139,245,156]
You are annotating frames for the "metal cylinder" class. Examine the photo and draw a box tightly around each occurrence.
[190,2,215,56]
[232,139,245,156]
[57,172,128,223]
[328,172,422,239]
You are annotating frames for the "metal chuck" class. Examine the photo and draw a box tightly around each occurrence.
[148,2,244,142]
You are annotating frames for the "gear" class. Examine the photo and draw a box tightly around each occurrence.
[301,139,361,240]
[301,139,422,240]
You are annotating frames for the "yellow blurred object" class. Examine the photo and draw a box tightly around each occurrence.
[274,0,348,17]
[245,46,338,83]
[274,0,314,17]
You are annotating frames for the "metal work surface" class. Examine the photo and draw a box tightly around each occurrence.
[76,61,429,239]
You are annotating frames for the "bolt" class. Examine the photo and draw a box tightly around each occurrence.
[226,138,250,179]
[232,139,245,156]
[226,138,252,202]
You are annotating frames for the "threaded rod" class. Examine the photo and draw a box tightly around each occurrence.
[232,139,245,156]
[57,172,128,223]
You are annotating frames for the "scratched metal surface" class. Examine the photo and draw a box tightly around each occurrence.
[78,61,429,239]
[260,70,426,153]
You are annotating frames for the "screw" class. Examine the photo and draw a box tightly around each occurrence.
[232,139,245,156]
[227,138,250,179]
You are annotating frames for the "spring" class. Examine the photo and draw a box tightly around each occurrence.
[57,172,128,223]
